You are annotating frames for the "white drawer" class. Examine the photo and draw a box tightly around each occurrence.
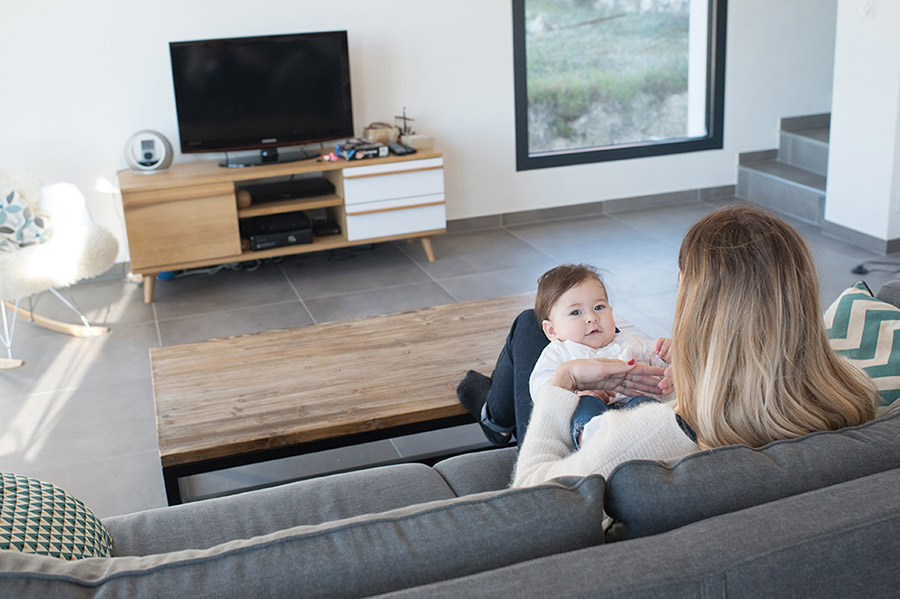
[345,199,446,241]
[343,158,444,206]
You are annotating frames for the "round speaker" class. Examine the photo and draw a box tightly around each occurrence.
[124,130,173,173]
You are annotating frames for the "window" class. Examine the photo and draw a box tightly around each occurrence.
[513,0,727,171]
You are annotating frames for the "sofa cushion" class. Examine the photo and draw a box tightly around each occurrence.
[876,280,900,308]
[825,280,900,407]
[0,475,605,599]
[433,447,518,496]
[0,472,113,560]
[604,410,900,540]
[106,462,458,556]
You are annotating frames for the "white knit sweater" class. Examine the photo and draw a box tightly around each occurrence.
[512,385,700,488]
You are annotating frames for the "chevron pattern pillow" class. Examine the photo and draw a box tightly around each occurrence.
[825,281,900,407]
[0,473,113,560]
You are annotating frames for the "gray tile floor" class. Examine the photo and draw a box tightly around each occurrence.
[2,198,898,517]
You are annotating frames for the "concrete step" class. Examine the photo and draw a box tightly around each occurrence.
[778,113,830,177]
[736,154,826,225]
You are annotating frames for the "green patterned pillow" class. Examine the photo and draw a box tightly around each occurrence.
[0,472,113,560]
[825,281,900,407]
[0,189,52,252]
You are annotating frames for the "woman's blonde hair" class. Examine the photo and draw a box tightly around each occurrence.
[672,205,877,449]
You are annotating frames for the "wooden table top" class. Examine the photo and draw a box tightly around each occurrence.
[150,294,534,467]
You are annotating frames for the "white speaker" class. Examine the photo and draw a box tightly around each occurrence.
[125,130,173,173]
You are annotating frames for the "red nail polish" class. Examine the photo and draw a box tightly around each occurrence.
[628,359,635,366]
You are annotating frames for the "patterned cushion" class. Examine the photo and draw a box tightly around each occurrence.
[0,189,52,252]
[825,281,900,407]
[0,472,113,560]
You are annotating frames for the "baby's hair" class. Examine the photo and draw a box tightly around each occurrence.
[535,264,606,323]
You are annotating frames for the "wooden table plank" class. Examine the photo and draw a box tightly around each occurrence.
[150,294,534,467]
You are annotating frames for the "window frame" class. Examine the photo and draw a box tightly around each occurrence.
[512,0,728,171]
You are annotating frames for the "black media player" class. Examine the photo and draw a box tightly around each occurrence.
[240,210,313,250]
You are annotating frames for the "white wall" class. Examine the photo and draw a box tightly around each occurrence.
[826,0,900,242]
[0,0,836,264]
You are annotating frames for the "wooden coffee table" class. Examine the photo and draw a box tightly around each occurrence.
[150,294,534,504]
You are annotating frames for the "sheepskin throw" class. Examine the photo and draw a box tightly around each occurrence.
[0,170,118,301]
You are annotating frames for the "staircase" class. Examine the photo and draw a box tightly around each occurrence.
[736,113,830,225]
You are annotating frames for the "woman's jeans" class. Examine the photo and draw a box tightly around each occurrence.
[479,310,549,446]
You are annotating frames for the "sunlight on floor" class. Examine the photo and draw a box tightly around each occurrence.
[0,324,113,466]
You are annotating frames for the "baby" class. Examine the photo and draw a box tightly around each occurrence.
[530,264,672,448]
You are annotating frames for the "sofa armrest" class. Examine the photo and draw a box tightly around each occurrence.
[432,447,518,496]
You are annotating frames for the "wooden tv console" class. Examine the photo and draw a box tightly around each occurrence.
[117,150,446,303]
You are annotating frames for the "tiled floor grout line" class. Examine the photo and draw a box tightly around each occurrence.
[501,224,563,261]
[277,263,318,325]
[151,301,163,347]
[394,241,463,303]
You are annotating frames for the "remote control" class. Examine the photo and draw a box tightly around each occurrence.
[387,142,417,156]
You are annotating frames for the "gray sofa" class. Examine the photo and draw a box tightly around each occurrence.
[5,284,900,597]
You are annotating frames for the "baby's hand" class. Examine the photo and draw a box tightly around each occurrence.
[659,366,675,396]
[578,390,617,404]
[655,337,673,363]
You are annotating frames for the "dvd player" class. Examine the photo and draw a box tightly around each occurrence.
[240,210,313,251]
[245,229,313,251]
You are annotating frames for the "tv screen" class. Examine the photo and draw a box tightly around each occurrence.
[169,31,354,165]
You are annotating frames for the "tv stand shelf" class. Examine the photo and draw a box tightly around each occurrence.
[237,194,344,219]
[117,150,446,303]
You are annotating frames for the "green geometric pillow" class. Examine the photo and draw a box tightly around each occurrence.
[0,472,113,560]
[0,189,52,253]
[825,281,900,407]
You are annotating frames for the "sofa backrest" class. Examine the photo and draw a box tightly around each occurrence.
[605,409,900,540]
[0,475,605,599]
[376,467,900,599]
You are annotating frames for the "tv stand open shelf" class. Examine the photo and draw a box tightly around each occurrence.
[117,149,446,303]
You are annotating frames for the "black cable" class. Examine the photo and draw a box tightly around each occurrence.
[852,260,900,275]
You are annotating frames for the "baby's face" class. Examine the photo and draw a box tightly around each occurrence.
[542,278,617,349]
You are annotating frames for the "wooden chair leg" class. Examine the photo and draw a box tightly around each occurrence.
[3,301,110,337]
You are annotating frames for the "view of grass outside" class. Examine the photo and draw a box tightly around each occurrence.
[525,0,692,154]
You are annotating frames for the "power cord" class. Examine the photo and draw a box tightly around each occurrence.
[851,260,900,275]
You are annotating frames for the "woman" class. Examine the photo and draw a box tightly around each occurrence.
[468,205,880,487]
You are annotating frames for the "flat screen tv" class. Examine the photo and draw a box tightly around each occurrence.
[169,31,354,168]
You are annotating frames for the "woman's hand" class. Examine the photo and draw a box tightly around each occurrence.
[550,358,666,397]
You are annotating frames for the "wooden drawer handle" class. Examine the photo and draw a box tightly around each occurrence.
[347,200,445,216]
[343,165,443,180]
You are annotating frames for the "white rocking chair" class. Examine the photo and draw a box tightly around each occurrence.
[0,170,118,368]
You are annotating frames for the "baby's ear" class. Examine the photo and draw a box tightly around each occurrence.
[541,319,556,341]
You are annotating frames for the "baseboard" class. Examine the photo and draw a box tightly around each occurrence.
[447,185,737,233]
[822,220,900,256]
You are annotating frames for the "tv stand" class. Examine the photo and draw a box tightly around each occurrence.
[219,146,321,168]
[118,149,446,302]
